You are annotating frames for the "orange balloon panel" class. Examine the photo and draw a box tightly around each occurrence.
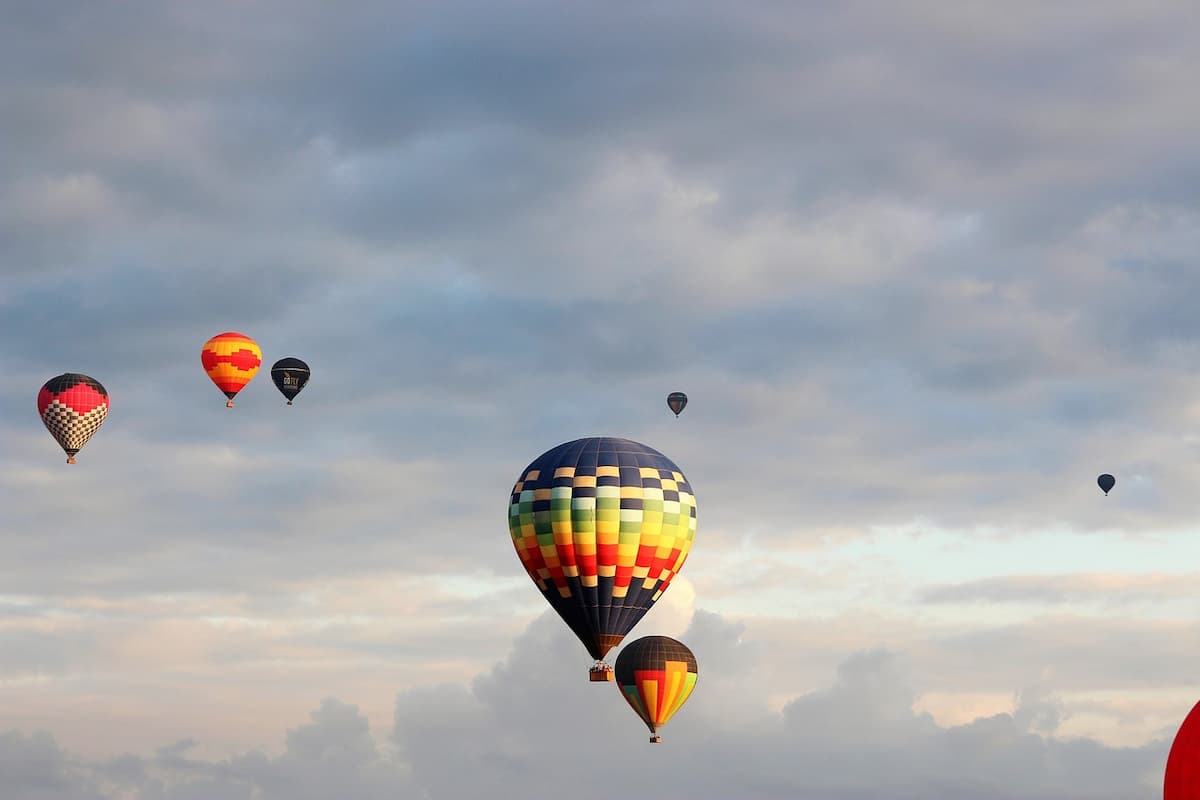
[201,332,262,401]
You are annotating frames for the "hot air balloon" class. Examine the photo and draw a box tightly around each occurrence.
[666,392,687,418]
[201,332,262,407]
[615,635,698,743]
[508,437,698,682]
[271,357,310,405]
[1097,474,1115,496]
[37,373,109,464]
[1164,699,1200,798]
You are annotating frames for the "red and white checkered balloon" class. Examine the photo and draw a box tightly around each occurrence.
[37,373,109,464]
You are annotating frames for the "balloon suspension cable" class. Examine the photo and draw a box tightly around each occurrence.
[226,399,235,408]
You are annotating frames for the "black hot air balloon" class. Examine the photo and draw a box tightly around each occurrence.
[666,392,687,418]
[615,636,698,743]
[1097,474,1115,496]
[271,358,310,405]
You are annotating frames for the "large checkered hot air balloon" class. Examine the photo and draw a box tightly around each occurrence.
[37,373,109,464]
[201,332,262,407]
[1165,699,1200,798]
[615,635,698,743]
[508,437,698,682]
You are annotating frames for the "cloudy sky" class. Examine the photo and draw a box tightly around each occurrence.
[3,1,1200,797]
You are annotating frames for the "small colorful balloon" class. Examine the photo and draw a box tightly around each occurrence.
[201,332,262,407]
[271,357,310,405]
[615,636,698,743]
[37,373,109,464]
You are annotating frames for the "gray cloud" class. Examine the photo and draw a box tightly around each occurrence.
[0,611,1173,799]
[0,629,101,678]
[918,573,1200,606]
[748,612,1200,699]
[4,0,1199,522]
[0,730,105,800]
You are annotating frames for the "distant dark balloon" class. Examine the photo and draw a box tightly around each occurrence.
[667,391,687,417]
[271,358,310,405]
[615,636,698,743]
[1165,699,1200,799]
[1097,474,1115,496]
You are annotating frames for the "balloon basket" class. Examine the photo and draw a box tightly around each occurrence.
[649,735,662,744]
[66,456,77,464]
[589,664,614,682]
[226,399,235,408]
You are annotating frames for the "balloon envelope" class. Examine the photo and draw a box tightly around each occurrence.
[37,373,109,463]
[667,392,687,417]
[507,437,698,668]
[1164,699,1200,799]
[1097,473,1115,495]
[271,357,310,404]
[615,635,698,741]
[201,332,262,407]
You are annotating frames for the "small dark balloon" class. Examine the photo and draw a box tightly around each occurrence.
[667,391,687,417]
[271,357,310,405]
[1097,473,1115,495]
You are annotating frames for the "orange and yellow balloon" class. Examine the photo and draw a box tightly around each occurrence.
[615,636,698,743]
[201,332,262,407]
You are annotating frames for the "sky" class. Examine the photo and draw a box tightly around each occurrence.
[3,1,1200,797]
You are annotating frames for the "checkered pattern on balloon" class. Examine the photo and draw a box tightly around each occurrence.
[37,374,109,463]
[507,437,698,677]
